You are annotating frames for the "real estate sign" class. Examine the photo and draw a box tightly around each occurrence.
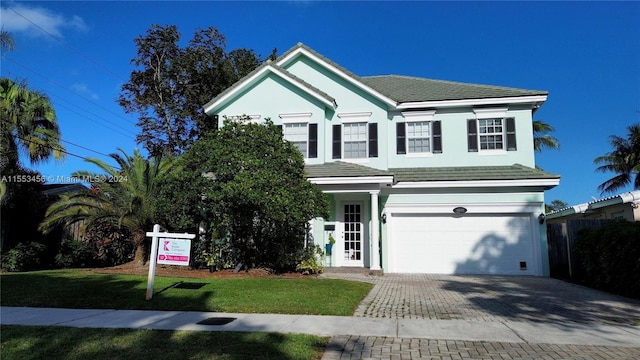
[157,238,191,266]
[145,224,196,300]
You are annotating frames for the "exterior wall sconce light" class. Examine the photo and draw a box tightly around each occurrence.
[538,213,546,224]
[452,207,467,214]
[381,213,387,224]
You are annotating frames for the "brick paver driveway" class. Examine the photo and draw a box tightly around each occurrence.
[320,273,640,359]
[323,273,640,325]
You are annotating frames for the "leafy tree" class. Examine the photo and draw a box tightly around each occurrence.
[119,25,262,157]
[594,123,640,195]
[533,120,560,152]
[40,149,176,265]
[156,118,329,272]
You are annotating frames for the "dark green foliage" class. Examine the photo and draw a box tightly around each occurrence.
[54,239,97,268]
[156,119,329,272]
[1,242,48,272]
[118,25,263,157]
[575,220,640,298]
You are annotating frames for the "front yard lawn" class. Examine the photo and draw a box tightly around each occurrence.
[0,270,372,316]
[0,325,327,360]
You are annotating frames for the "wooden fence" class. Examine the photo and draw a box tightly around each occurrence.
[547,219,610,280]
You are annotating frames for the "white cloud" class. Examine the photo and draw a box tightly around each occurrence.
[0,2,88,39]
[72,83,99,100]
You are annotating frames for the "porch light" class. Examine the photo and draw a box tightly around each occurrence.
[452,207,467,214]
[538,213,546,224]
[381,213,387,224]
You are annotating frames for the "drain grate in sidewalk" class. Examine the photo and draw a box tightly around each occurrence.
[197,317,237,325]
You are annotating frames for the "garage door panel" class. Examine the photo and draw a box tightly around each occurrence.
[390,214,535,275]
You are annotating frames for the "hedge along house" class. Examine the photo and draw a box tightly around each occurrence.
[204,43,560,276]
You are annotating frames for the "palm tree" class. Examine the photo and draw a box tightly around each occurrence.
[40,149,175,265]
[1,78,65,163]
[1,30,14,52]
[1,78,65,202]
[594,123,640,195]
[533,120,560,152]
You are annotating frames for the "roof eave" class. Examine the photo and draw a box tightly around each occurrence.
[396,95,548,109]
[393,178,560,189]
[308,176,394,185]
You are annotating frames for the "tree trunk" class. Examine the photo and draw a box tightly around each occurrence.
[132,231,146,267]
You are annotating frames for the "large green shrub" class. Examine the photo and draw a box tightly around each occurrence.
[575,220,640,298]
[54,239,98,268]
[1,242,48,272]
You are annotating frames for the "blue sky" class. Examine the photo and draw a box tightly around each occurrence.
[1,1,639,207]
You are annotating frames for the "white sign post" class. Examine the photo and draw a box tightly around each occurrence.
[145,224,195,300]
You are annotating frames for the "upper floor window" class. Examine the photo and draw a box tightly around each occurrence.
[407,121,431,153]
[279,113,317,159]
[397,111,442,155]
[343,122,368,158]
[284,122,308,157]
[478,118,504,150]
[333,112,377,160]
[467,116,516,152]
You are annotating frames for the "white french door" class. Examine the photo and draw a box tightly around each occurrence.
[342,203,364,266]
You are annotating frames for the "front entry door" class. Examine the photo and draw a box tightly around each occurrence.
[343,203,364,266]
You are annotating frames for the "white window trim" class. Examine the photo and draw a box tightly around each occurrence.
[338,112,371,123]
[279,112,312,123]
[401,110,436,122]
[473,107,508,119]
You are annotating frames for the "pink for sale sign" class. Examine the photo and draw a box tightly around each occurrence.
[157,238,191,266]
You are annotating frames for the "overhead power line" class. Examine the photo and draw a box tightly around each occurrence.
[5,4,126,82]
[2,56,138,128]
[16,135,120,171]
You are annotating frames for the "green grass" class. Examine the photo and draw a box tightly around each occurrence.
[0,325,327,360]
[0,270,372,315]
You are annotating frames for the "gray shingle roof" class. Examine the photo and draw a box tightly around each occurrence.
[361,75,548,103]
[305,163,558,183]
[305,161,392,178]
[205,43,548,112]
[391,164,559,182]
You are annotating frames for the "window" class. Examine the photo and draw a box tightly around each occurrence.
[407,121,431,153]
[396,121,442,155]
[397,111,441,155]
[467,117,516,152]
[343,122,368,158]
[279,113,317,159]
[478,118,503,150]
[332,112,377,160]
[284,123,308,157]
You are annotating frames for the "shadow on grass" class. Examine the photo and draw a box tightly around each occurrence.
[1,325,327,360]
[0,270,372,315]
[0,271,216,312]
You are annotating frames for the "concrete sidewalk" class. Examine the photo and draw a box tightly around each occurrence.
[2,306,639,348]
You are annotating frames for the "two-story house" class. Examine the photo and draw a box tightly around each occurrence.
[204,43,560,276]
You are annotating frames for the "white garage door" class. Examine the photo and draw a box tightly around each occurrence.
[389,214,536,275]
